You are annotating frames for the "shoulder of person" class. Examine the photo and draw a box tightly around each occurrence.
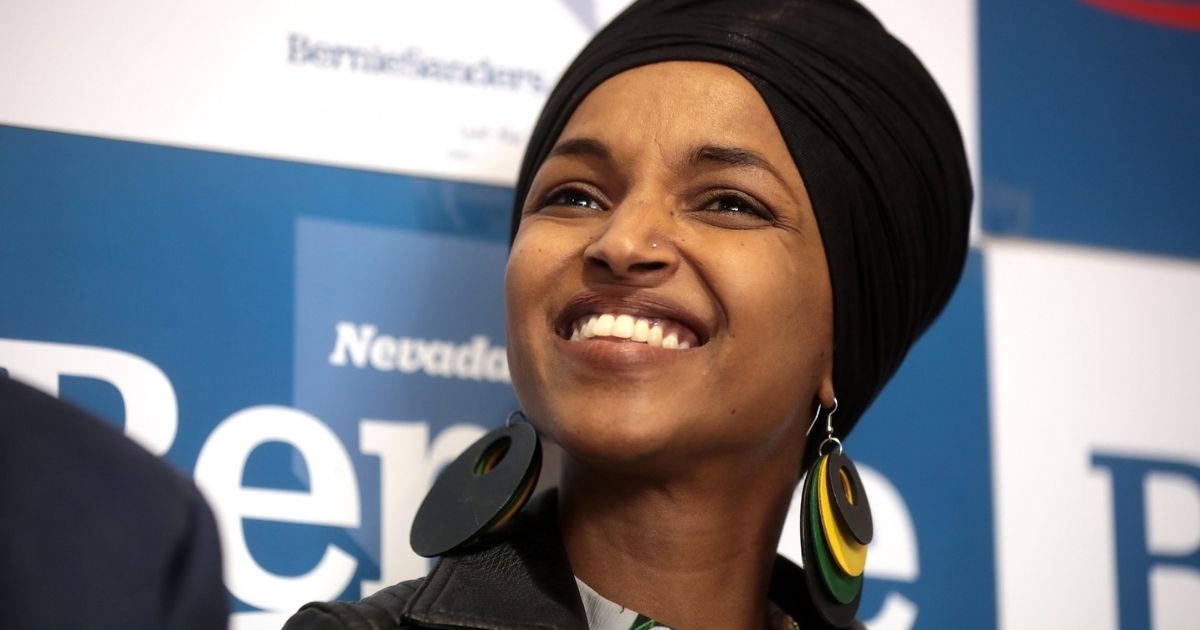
[0,377,227,630]
[281,490,584,630]
[282,579,424,630]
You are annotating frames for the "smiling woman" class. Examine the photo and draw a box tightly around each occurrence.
[284,1,970,629]
[507,62,833,477]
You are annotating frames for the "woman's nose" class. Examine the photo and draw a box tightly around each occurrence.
[582,201,678,284]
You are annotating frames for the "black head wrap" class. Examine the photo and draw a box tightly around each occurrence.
[510,0,972,444]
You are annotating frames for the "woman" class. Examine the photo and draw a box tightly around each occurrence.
[286,0,970,628]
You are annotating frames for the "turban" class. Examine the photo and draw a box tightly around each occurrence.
[510,0,972,444]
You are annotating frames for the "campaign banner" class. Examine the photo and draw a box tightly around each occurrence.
[0,1,1080,629]
[0,0,629,186]
[980,1,1200,628]
[0,0,977,191]
[0,124,517,627]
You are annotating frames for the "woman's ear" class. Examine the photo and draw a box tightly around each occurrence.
[818,376,835,410]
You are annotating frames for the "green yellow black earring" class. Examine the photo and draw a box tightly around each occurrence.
[410,410,542,557]
[801,398,874,627]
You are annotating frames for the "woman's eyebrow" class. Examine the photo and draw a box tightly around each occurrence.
[687,144,788,187]
[546,137,612,162]
[545,139,790,189]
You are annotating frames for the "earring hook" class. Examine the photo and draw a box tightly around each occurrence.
[506,410,528,428]
[807,397,842,455]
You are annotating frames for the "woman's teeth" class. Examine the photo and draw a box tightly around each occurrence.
[568,313,692,350]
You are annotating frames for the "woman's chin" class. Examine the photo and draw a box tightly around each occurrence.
[537,403,718,477]
[540,408,691,465]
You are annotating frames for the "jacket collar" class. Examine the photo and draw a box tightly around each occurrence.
[401,489,860,630]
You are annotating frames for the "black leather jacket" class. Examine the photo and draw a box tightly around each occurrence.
[283,492,864,629]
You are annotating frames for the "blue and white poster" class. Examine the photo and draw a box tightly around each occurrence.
[1,1,1196,629]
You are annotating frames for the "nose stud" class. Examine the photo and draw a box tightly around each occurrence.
[650,242,658,249]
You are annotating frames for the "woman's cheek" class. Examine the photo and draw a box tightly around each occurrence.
[505,236,545,308]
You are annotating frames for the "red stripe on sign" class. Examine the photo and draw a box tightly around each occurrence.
[1080,0,1200,31]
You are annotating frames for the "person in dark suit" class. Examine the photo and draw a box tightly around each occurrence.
[0,375,228,630]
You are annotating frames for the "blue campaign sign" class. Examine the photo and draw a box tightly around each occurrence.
[0,124,517,618]
[979,0,1200,260]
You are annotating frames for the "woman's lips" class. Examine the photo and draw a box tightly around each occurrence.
[554,293,711,352]
[566,312,698,349]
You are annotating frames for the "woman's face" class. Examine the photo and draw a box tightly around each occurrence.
[506,61,833,473]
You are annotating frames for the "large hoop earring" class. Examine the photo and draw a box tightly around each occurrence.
[410,411,542,557]
[800,398,873,627]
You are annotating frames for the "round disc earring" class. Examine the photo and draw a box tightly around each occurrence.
[799,398,873,628]
[410,411,542,557]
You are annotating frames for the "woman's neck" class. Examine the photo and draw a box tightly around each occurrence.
[557,453,801,630]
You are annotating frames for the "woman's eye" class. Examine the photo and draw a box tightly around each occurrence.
[701,194,772,221]
[543,188,602,210]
